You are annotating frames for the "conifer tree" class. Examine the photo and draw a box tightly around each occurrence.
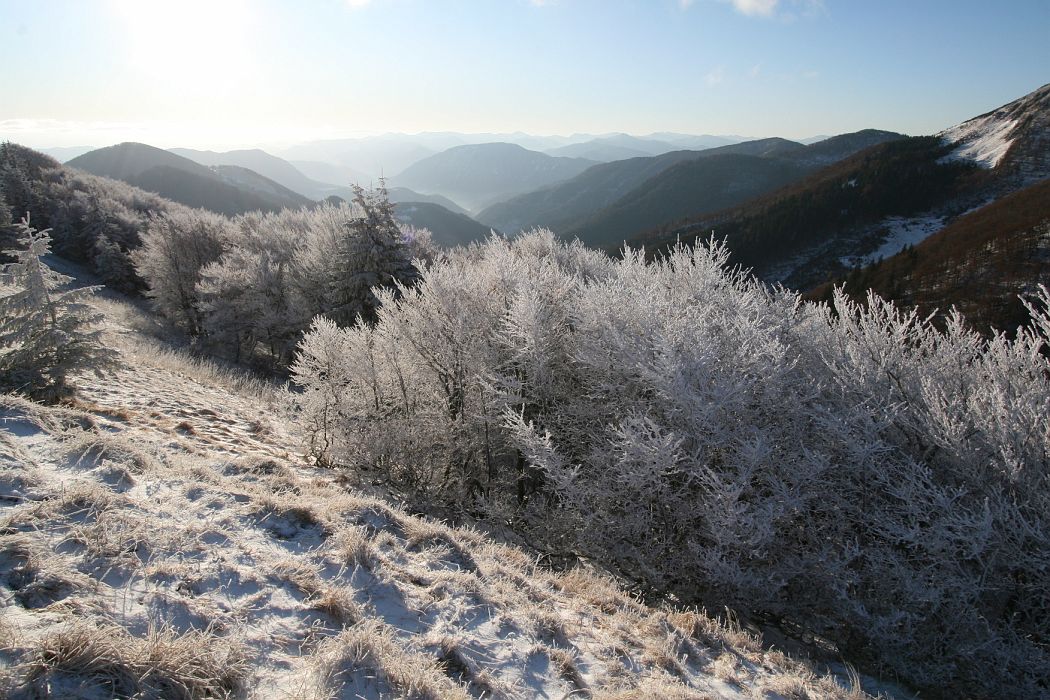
[0,216,117,401]
[329,182,417,326]
[0,186,16,259]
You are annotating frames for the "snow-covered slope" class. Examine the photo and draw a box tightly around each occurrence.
[0,279,878,698]
[939,115,1019,168]
[939,82,1050,178]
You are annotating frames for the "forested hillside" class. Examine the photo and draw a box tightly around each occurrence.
[633,136,987,286]
[810,178,1050,333]
[1,143,432,371]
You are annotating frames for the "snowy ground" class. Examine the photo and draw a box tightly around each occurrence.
[939,112,1019,169]
[839,214,945,269]
[0,279,886,698]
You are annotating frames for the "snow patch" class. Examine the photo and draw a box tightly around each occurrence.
[939,115,1019,169]
[841,214,945,268]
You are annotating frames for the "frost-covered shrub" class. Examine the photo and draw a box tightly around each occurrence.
[292,231,1050,697]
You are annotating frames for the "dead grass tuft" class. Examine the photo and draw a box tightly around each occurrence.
[14,620,249,698]
[667,607,763,655]
[555,567,643,616]
[330,525,377,570]
[224,456,287,477]
[710,652,741,686]
[65,431,157,475]
[757,673,816,699]
[0,466,42,499]
[545,645,589,691]
[304,619,470,700]
[126,337,282,405]
[0,535,87,609]
[307,585,363,629]
[252,493,331,540]
[605,679,714,699]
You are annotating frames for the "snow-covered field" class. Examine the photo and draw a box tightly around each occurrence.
[0,285,875,698]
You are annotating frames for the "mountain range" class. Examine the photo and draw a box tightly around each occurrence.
[631,82,1050,314]
[475,131,903,247]
[67,143,313,216]
[275,131,753,182]
[66,143,489,247]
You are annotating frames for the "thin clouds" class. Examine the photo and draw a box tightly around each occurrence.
[682,0,825,20]
[727,0,779,17]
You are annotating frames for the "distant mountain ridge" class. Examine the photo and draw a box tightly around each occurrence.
[542,133,706,161]
[68,142,312,216]
[277,131,754,182]
[477,131,903,246]
[169,147,341,200]
[391,143,598,212]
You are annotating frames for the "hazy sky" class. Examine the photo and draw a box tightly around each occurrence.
[1,0,1047,149]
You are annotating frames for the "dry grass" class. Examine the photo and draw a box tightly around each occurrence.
[545,645,589,692]
[711,652,742,686]
[123,336,283,405]
[270,555,365,629]
[424,633,509,698]
[65,430,159,475]
[329,525,377,570]
[303,619,471,700]
[0,534,91,610]
[667,608,764,655]
[251,493,332,539]
[605,679,716,699]
[13,620,249,699]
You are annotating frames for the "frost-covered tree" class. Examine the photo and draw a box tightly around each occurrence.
[131,209,230,335]
[0,217,117,401]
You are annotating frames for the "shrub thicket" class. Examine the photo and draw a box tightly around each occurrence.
[293,230,1050,697]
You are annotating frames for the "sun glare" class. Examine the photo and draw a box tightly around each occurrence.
[108,0,258,96]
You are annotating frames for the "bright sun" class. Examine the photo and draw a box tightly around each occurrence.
[107,0,259,95]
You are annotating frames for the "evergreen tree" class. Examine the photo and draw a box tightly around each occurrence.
[329,182,417,326]
[93,234,138,293]
[0,183,17,260]
[0,216,118,401]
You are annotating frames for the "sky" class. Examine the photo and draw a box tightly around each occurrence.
[1,0,1047,150]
